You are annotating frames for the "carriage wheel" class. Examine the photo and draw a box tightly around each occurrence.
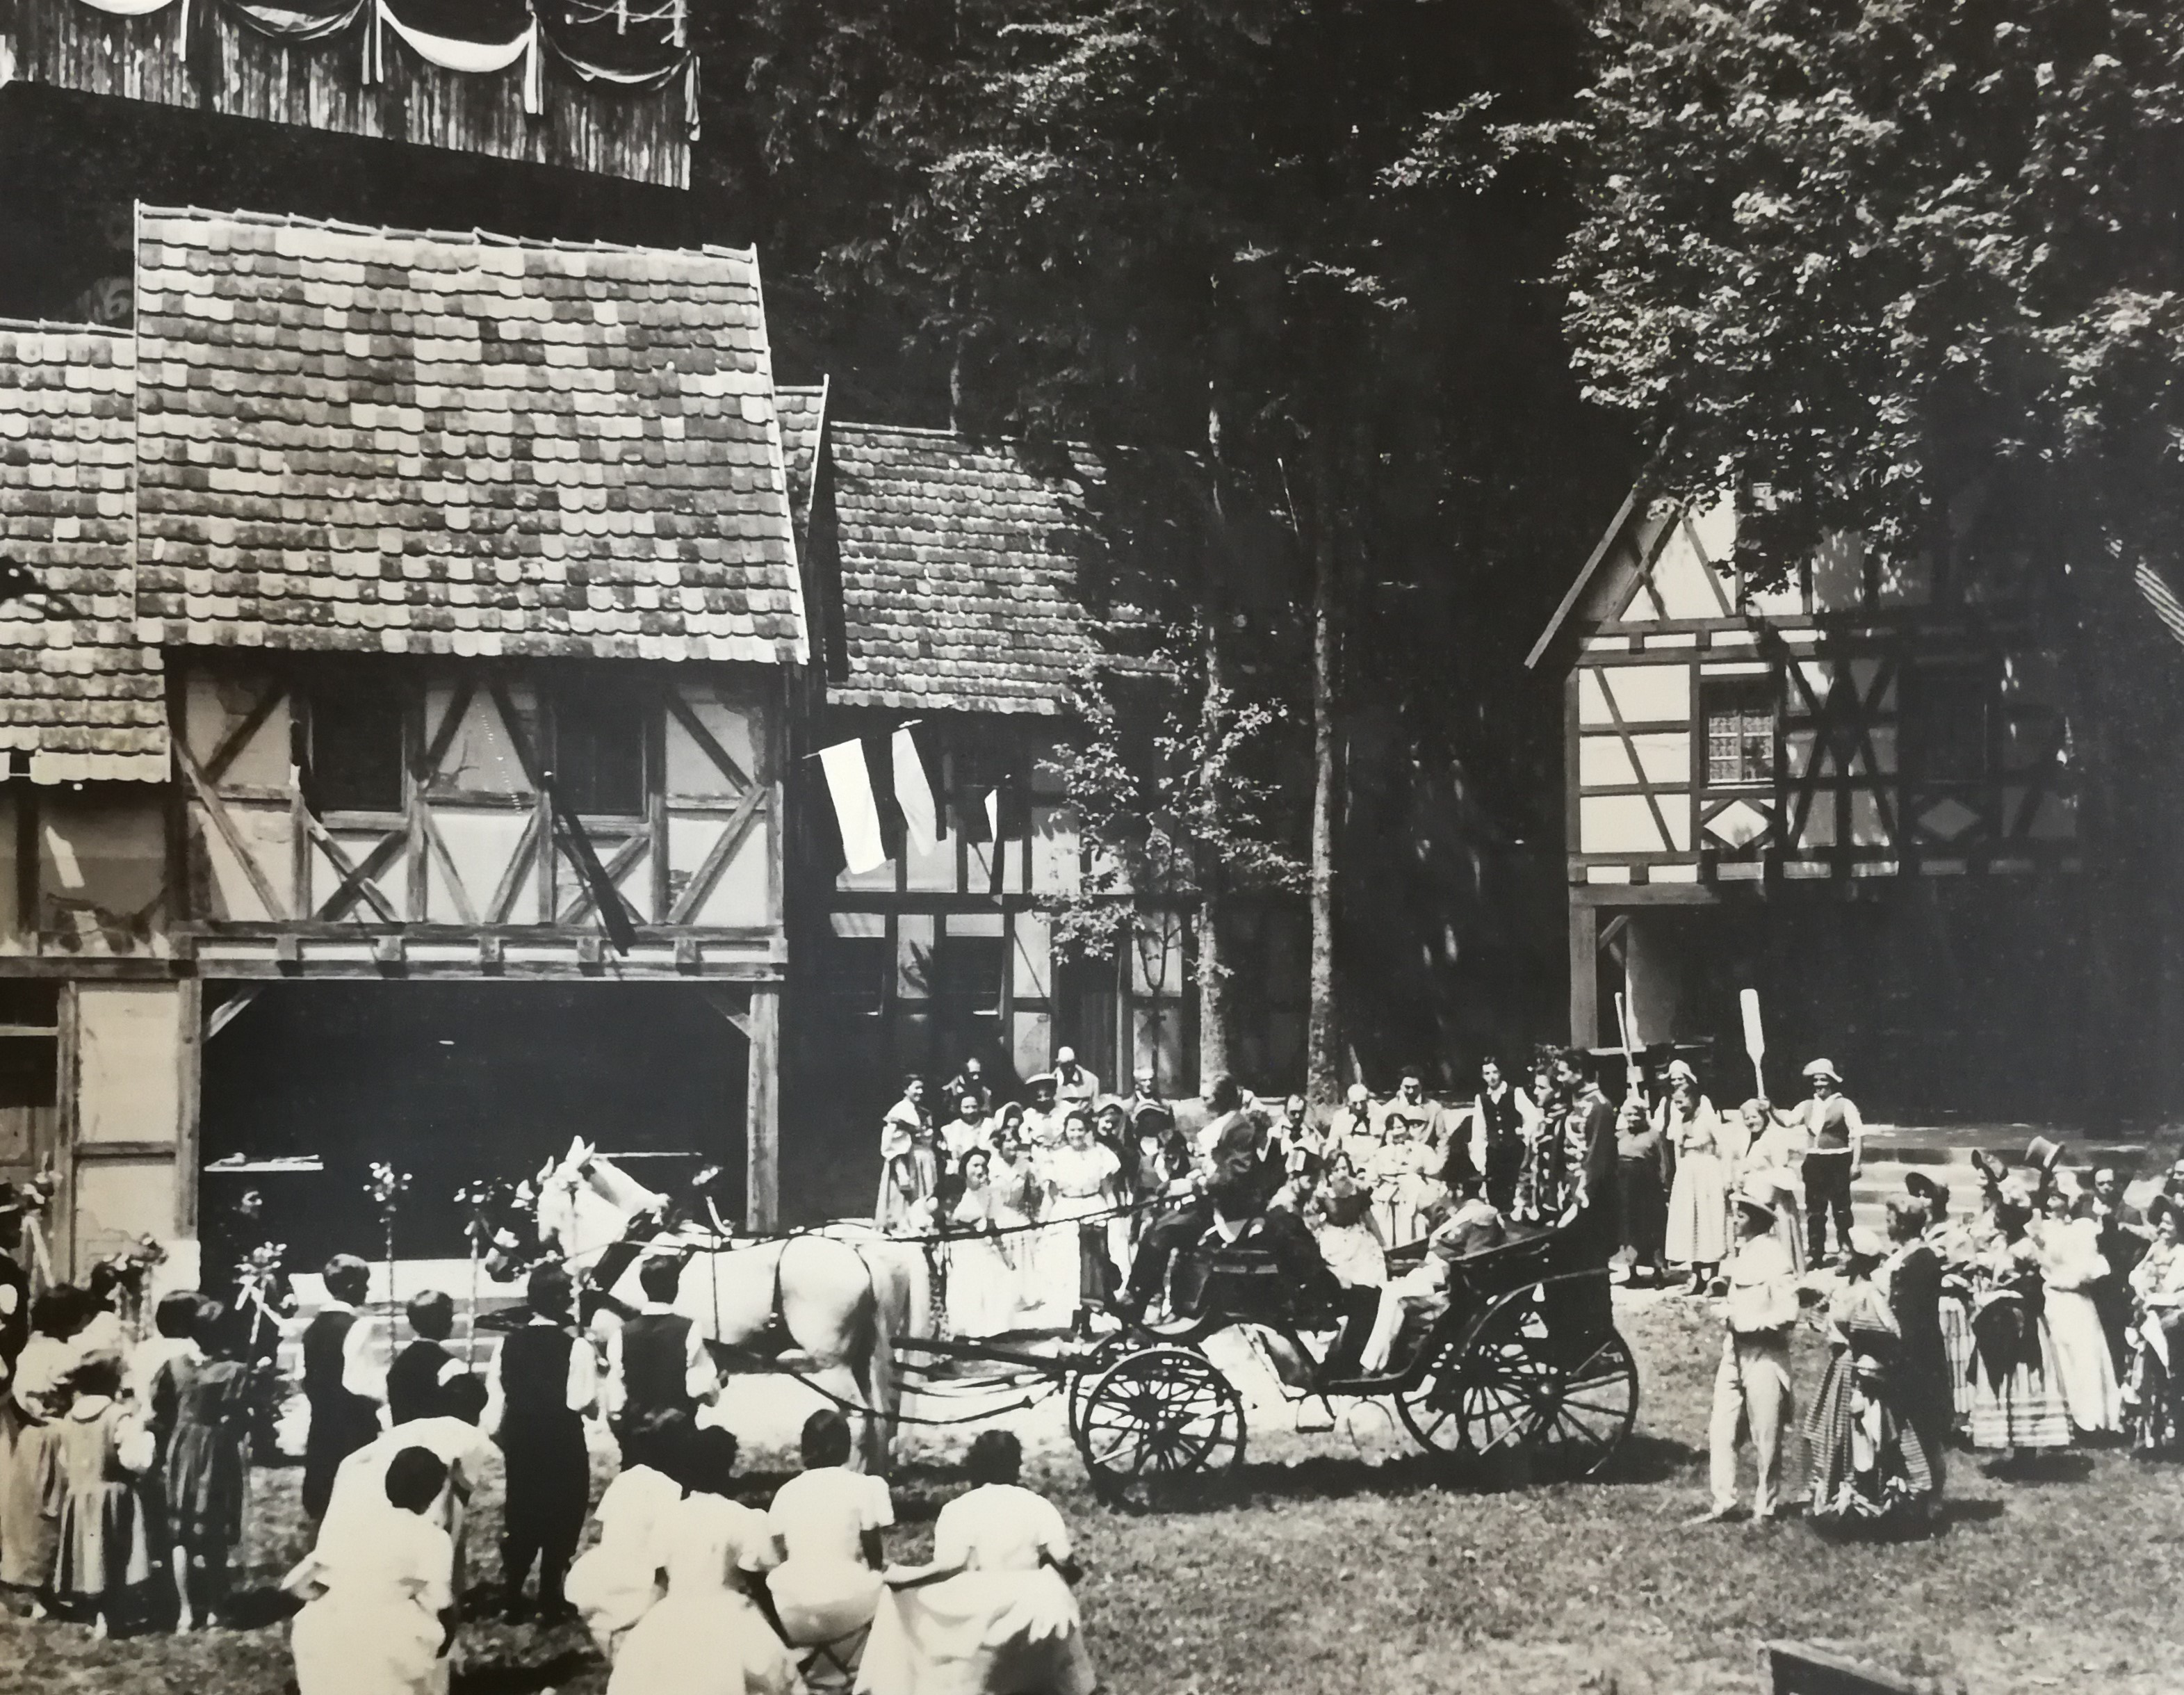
[1065,1333,1135,1445]
[1075,1345,1246,1507]
[1396,1292,1638,1482]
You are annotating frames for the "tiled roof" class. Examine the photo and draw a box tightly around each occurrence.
[131,208,808,665]
[826,422,1106,715]
[776,381,826,548]
[0,324,167,782]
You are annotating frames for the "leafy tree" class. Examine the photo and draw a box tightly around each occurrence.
[1450,0,2184,1117]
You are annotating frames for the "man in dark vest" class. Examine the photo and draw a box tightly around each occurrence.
[1469,1056,1532,1215]
[1785,1058,1864,1265]
[602,1253,720,1466]
[300,1254,386,1521]
[386,1288,471,1426]
[497,1261,598,1622]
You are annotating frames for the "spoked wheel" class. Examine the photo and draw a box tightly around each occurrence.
[1075,1345,1246,1507]
[1397,1287,1638,1482]
[1065,1333,1136,1445]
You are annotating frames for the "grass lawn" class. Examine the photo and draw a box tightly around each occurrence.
[4,1293,2180,1695]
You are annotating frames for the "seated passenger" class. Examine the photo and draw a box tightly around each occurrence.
[1356,1173,1505,1375]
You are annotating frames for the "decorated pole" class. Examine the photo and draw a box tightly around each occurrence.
[365,1161,413,1359]
[1739,988,1768,1103]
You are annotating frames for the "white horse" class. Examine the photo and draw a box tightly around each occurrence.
[525,1140,930,1473]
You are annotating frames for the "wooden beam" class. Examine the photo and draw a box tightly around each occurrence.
[664,688,753,793]
[1569,902,1600,1050]
[417,805,479,927]
[204,983,265,1042]
[202,680,285,785]
[175,976,202,1235]
[744,984,780,1233]
[485,810,541,927]
[557,829,649,926]
[302,815,402,925]
[174,736,292,923]
[313,828,408,925]
[696,984,754,1040]
[667,787,766,925]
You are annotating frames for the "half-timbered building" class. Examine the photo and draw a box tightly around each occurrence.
[1,206,806,1272]
[1529,493,2087,1118]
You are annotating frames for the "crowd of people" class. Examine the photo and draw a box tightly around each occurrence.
[0,1210,1097,1695]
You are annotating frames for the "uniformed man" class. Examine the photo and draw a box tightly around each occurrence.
[1693,1185,1801,1524]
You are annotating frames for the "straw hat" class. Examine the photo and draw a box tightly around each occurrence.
[1801,1057,1841,1083]
[1664,1058,1697,1085]
[1732,1185,1779,1224]
[1845,1225,1886,1262]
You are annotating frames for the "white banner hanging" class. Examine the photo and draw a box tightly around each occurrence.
[892,727,938,857]
[820,739,887,877]
[70,0,181,16]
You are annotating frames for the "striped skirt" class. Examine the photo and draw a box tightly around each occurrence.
[1967,1317,2073,1452]
[1804,1350,1938,1527]
[1940,1297,1977,1430]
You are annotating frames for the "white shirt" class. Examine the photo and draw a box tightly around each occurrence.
[319,1415,495,1550]
[769,1466,893,1565]
[1722,1234,1800,1336]
[931,1482,1071,1574]
[320,1299,391,1405]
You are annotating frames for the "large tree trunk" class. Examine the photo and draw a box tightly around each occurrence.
[1195,530,1234,1095]
[1306,432,1342,1104]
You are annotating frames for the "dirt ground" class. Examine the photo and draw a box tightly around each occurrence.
[3,1292,2178,1695]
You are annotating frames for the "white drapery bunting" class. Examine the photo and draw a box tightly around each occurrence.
[366,0,540,114]
[60,0,689,127]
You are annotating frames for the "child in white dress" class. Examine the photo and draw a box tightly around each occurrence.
[768,1409,893,1687]
[610,1428,801,1695]
[567,1425,687,1662]
[858,1430,1095,1695]
[287,1446,457,1695]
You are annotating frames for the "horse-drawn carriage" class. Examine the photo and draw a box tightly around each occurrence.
[499,1140,1639,1501]
[897,1206,1640,1505]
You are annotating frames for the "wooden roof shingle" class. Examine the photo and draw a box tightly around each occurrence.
[132,208,808,666]
[0,323,168,782]
[827,422,1106,715]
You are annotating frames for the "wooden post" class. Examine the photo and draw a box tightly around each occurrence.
[1569,901,1600,1051]
[174,978,203,1235]
[745,984,781,1232]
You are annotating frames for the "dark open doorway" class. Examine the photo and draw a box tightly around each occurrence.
[199,982,744,1270]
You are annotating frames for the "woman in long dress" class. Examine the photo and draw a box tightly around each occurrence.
[1,1284,88,1603]
[1660,1064,1729,1290]
[1884,1197,1954,1491]
[287,1446,457,1695]
[2030,1183,2122,1436]
[610,1429,801,1695]
[1806,1227,1937,1533]
[858,1430,1095,1695]
[567,1427,686,1663]
[876,1122,941,1239]
[1038,1112,1123,1336]
[985,1125,1044,1318]
[1965,1182,2073,1463]
[768,1409,893,1687]
[947,1151,1025,1341]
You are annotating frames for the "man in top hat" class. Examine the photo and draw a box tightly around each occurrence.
[1052,1046,1102,1110]
[1784,1059,1864,1265]
[1693,1184,1802,1524]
